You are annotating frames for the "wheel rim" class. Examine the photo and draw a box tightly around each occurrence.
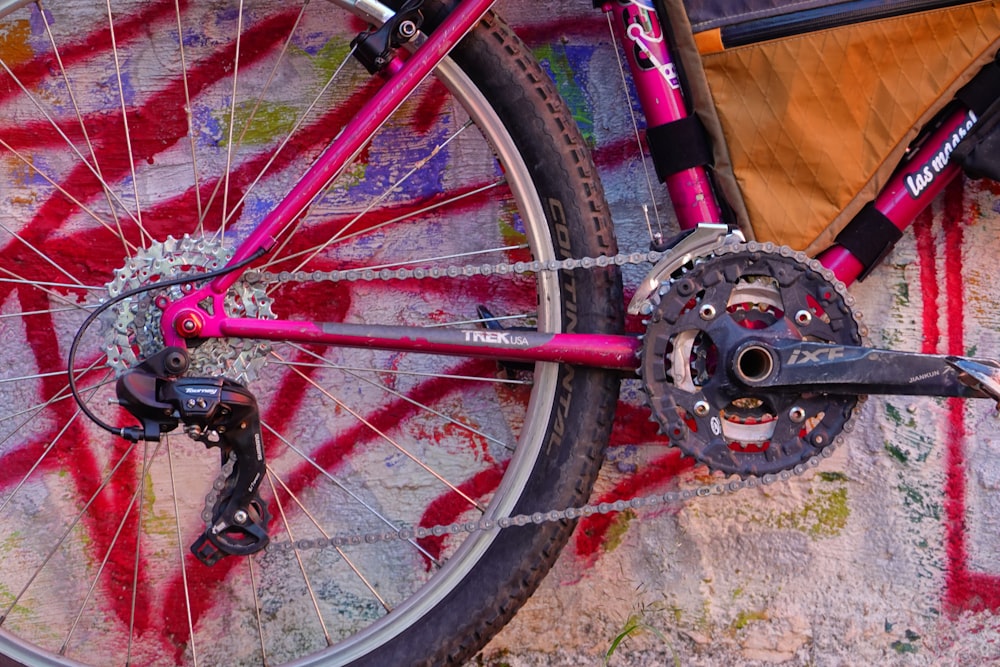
[0,1,562,664]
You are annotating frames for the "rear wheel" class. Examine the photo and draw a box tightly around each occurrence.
[0,1,622,665]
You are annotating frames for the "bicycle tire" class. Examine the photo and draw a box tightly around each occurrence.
[0,1,623,665]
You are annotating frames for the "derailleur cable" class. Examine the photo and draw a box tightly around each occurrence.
[67,246,270,440]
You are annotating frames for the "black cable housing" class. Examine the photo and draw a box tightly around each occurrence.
[67,246,270,439]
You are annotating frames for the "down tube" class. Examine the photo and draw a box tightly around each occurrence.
[818,106,978,285]
[603,0,723,229]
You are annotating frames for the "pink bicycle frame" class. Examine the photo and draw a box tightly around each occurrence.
[160,0,980,373]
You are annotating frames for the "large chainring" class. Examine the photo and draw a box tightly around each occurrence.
[103,235,275,382]
[640,242,865,478]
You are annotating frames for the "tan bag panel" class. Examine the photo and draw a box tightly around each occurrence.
[697,2,1000,252]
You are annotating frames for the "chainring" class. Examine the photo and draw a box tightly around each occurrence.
[640,242,865,478]
[103,235,275,382]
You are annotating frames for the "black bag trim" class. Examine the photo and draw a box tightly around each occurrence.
[955,98,1000,180]
[646,115,713,181]
[956,53,1000,115]
[834,201,903,280]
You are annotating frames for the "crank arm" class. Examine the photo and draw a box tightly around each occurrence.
[734,340,995,399]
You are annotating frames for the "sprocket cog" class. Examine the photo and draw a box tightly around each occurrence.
[103,235,275,383]
[639,242,865,478]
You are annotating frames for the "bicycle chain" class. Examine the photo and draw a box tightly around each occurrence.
[245,242,866,556]
[247,249,666,285]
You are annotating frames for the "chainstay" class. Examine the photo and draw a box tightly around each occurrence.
[252,241,867,555]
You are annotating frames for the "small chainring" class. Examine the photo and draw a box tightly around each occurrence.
[640,242,865,478]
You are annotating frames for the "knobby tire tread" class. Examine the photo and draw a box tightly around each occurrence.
[349,5,624,666]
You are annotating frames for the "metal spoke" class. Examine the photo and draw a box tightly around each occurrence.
[423,311,535,329]
[0,52,143,235]
[219,0,245,240]
[264,471,334,645]
[258,180,508,273]
[0,306,92,320]
[166,437,200,667]
[0,438,139,624]
[268,469,390,612]
[172,0,204,230]
[0,220,90,289]
[0,273,104,294]
[204,0,322,235]
[0,368,111,515]
[127,437,156,665]
[286,120,476,274]
[59,439,163,658]
[283,344,518,453]
[270,359,532,386]
[105,0,151,247]
[273,351,486,512]
[261,420,441,567]
[247,556,268,666]
[0,374,113,436]
[36,0,134,259]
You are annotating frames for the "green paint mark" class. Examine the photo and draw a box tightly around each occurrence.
[534,44,594,145]
[884,403,918,429]
[731,609,768,631]
[306,38,356,81]
[819,471,848,483]
[214,37,357,148]
[214,101,301,147]
[899,481,941,523]
[604,509,636,553]
[892,635,920,655]
[774,487,849,538]
[894,281,910,308]
[0,531,22,555]
[885,442,909,464]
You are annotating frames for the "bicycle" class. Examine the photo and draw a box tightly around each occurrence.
[0,0,996,664]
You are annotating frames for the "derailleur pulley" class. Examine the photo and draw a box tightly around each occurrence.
[115,348,270,566]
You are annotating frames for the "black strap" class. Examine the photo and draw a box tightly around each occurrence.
[956,53,1000,116]
[834,201,903,280]
[646,115,713,181]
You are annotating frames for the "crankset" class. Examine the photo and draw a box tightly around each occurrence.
[638,239,999,479]
[115,348,271,566]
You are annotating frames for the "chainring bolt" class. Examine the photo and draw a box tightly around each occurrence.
[699,304,717,320]
[234,510,248,524]
[694,400,711,417]
[794,309,813,326]
[789,406,806,423]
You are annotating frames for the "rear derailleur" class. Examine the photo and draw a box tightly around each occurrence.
[116,347,270,566]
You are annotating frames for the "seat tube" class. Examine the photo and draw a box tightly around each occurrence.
[601,0,722,229]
